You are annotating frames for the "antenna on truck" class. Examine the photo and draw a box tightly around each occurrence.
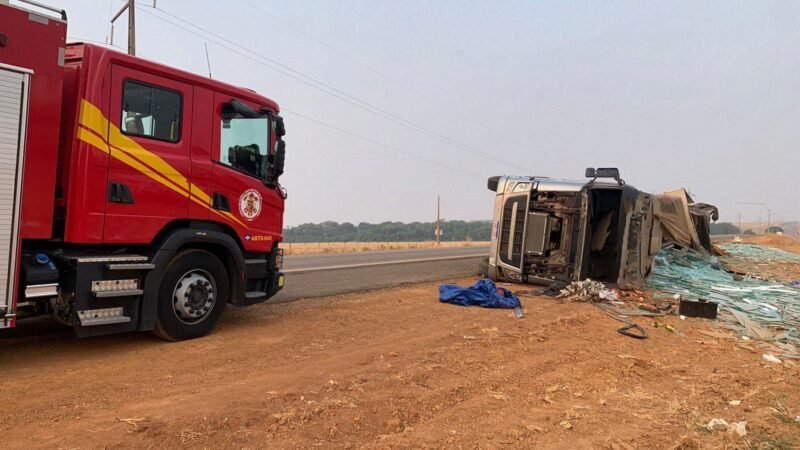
[204,42,213,79]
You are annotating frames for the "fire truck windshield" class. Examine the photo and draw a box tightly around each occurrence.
[220,115,271,181]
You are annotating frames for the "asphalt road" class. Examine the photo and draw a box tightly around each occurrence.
[272,246,488,302]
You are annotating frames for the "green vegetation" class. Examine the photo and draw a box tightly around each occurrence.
[743,229,756,235]
[767,226,785,234]
[709,222,740,235]
[283,220,492,243]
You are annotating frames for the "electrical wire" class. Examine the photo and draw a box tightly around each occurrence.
[135,6,489,180]
[138,4,526,172]
[282,108,484,179]
[239,0,497,141]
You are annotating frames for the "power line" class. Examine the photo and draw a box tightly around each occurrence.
[239,0,495,141]
[132,7,486,181]
[138,4,525,172]
[281,108,485,179]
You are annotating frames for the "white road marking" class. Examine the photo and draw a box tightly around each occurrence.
[283,254,486,274]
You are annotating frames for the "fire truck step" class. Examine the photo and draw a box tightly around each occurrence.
[93,289,144,298]
[77,307,131,327]
[245,258,269,279]
[25,283,59,298]
[245,291,268,300]
[106,263,156,271]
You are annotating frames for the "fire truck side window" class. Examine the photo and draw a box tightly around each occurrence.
[220,108,270,180]
[121,80,182,143]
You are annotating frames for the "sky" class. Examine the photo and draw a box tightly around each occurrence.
[49,0,800,227]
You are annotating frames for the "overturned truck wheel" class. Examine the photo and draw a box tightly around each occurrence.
[154,249,229,341]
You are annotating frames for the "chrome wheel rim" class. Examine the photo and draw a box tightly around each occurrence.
[171,269,216,324]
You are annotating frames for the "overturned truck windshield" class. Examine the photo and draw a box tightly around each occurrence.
[485,169,659,289]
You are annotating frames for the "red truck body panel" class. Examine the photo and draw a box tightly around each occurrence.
[0,4,66,240]
[58,44,284,252]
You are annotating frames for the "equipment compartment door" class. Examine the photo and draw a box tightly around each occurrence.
[104,66,194,244]
[0,67,30,327]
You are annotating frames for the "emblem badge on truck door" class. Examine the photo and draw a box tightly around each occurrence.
[239,189,262,220]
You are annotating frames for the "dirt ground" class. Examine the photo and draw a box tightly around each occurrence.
[1,243,800,449]
[749,235,800,255]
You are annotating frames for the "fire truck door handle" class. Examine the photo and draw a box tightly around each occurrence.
[108,182,135,204]
[213,193,230,212]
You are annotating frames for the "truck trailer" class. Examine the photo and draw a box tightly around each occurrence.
[0,0,287,340]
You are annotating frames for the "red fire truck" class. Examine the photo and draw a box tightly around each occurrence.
[0,1,287,340]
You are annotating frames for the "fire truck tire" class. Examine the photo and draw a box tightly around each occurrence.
[154,249,229,341]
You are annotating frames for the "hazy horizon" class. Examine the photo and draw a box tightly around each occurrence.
[52,0,799,226]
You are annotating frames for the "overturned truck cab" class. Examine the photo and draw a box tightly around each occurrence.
[486,168,661,290]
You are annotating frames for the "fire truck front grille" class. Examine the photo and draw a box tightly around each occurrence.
[0,67,28,324]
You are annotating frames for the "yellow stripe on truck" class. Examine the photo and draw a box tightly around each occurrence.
[77,99,249,230]
[78,99,110,141]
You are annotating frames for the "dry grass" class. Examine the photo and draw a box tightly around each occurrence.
[279,241,489,256]
[746,234,800,254]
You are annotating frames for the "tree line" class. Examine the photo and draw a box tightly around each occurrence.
[284,220,780,243]
[283,220,492,243]
[709,222,785,235]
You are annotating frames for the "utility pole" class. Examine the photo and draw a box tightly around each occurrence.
[737,213,742,234]
[736,202,771,234]
[435,195,441,245]
[111,0,136,56]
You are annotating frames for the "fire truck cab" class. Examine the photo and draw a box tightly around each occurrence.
[0,1,287,340]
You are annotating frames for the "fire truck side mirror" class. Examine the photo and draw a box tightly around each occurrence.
[274,116,285,137]
[272,140,286,179]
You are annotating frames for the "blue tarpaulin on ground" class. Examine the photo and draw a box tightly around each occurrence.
[439,279,521,309]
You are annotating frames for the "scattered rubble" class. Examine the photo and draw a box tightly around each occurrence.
[705,418,747,437]
[556,279,619,302]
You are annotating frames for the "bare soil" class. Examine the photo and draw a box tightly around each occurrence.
[2,242,800,449]
[748,235,800,255]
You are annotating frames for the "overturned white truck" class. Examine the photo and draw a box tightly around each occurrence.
[484,168,717,289]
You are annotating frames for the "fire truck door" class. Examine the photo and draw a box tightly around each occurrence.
[210,93,282,250]
[104,66,193,244]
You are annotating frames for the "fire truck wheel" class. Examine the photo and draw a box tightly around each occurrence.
[154,249,229,341]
